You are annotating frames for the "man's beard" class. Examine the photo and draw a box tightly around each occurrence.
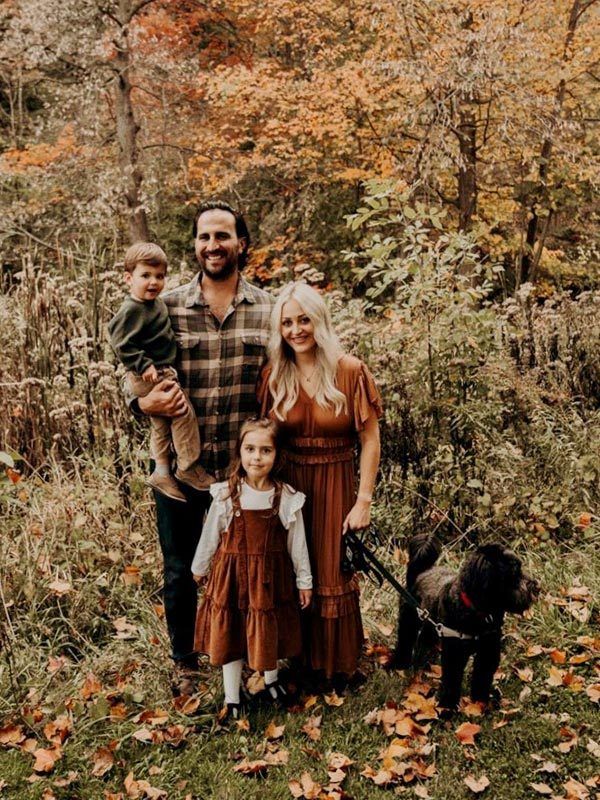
[198,254,238,281]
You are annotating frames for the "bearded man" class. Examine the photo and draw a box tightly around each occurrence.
[131,200,273,693]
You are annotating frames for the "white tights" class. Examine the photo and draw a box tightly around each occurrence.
[222,660,279,705]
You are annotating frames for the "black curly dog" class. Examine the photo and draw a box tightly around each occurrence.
[389,533,539,711]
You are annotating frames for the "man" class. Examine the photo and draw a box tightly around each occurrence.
[132,200,273,693]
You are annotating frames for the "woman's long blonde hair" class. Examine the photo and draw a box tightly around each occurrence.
[268,282,347,421]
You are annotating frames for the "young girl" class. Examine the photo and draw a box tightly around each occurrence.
[191,418,312,719]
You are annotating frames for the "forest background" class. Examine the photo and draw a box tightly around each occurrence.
[0,1,599,799]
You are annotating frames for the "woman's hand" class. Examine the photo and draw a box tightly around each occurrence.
[342,498,371,535]
[299,589,312,609]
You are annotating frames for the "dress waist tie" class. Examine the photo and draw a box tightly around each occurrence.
[285,436,355,465]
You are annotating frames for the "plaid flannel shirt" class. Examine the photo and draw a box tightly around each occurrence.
[129,273,274,480]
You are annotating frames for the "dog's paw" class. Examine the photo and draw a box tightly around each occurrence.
[384,654,412,671]
[438,706,457,721]
[470,687,502,711]
[488,687,502,709]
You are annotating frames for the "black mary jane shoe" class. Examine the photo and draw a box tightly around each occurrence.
[260,679,293,708]
[216,702,246,727]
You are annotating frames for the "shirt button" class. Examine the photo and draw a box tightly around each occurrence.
[234,510,241,517]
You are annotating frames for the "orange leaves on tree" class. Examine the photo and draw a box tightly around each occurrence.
[1,125,80,174]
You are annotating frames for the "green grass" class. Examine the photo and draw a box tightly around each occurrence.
[0,466,598,799]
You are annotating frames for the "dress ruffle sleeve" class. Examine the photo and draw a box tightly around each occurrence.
[191,482,232,576]
[256,364,273,417]
[352,360,383,432]
[208,481,233,527]
[278,484,306,529]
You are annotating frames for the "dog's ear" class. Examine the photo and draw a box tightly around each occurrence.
[477,544,508,563]
[407,534,441,587]
[462,546,517,611]
[462,550,497,600]
[468,546,530,613]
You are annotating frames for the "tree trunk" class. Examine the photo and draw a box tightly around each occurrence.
[113,0,150,243]
[519,0,590,285]
[456,12,477,232]
[457,104,477,231]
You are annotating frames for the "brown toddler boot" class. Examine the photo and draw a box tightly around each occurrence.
[146,473,187,502]
[175,464,215,492]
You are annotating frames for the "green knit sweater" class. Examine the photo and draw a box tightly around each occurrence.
[108,296,177,375]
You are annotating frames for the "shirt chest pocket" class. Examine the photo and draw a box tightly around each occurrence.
[241,333,268,381]
[242,333,268,361]
[173,332,211,389]
[175,332,210,358]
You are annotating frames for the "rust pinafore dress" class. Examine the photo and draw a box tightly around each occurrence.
[194,496,302,671]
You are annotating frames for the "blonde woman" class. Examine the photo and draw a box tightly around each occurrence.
[258,282,382,688]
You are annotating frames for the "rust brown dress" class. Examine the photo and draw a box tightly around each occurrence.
[259,355,382,677]
[194,497,302,671]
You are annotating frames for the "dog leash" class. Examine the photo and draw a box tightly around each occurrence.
[342,529,490,641]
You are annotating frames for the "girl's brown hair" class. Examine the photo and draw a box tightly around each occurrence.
[227,417,287,514]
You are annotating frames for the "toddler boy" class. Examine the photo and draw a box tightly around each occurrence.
[108,242,214,501]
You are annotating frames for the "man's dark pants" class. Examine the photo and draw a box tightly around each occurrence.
[154,487,212,668]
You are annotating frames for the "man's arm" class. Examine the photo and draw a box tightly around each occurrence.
[122,372,188,418]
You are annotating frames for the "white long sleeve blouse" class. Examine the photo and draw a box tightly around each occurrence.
[191,481,313,590]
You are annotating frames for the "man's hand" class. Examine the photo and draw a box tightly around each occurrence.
[142,364,159,383]
[138,379,188,417]
[299,589,312,609]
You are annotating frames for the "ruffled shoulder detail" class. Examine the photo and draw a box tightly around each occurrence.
[256,363,273,417]
[279,484,306,528]
[344,356,383,432]
[209,480,231,504]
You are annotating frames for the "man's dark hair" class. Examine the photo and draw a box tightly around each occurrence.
[192,200,251,270]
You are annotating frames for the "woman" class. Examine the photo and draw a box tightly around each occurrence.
[259,282,381,685]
